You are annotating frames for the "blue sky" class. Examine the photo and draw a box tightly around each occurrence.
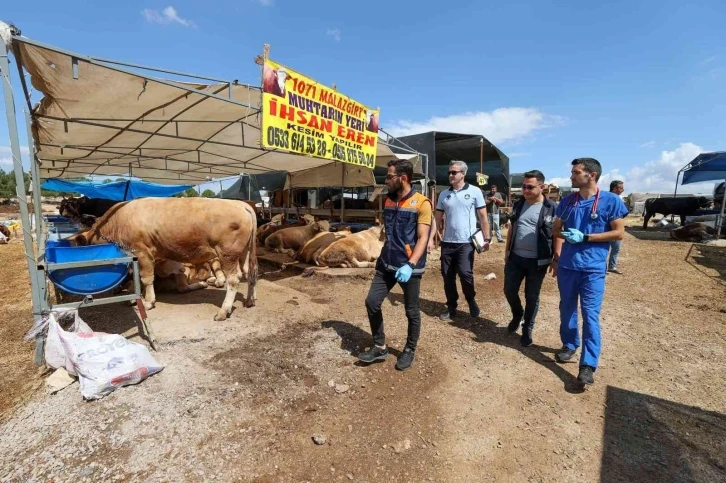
[1,0,725,195]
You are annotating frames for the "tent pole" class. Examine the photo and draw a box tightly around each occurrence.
[718,179,726,240]
[671,171,681,223]
[1,37,45,364]
[480,138,484,177]
[24,109,45,254]
[341,164,345,223]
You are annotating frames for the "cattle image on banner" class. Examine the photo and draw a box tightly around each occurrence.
[261,59,379,169]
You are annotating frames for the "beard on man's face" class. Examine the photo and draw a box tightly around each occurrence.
[388,178,403,195]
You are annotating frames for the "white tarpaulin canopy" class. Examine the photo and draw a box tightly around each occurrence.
[284,152,420,189]
[9,35,407,185]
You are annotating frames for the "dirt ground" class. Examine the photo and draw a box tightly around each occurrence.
[1,216,725,482]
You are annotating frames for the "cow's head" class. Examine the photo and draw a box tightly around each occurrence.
[59,197,82,218]
[697,196,710,208]
[368,224,385,241]
[66,231,89,246]
[313,220,331,233]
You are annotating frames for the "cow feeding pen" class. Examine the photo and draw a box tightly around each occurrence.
[1,22,416,363]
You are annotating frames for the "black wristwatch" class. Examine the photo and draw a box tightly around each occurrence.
[583,234,590,243]
[406,262,416,270]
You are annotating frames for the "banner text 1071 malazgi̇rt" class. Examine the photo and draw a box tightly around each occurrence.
[261,60,380,169]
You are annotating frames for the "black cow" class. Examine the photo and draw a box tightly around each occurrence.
[60,196,121,225]
[643,196,710,229]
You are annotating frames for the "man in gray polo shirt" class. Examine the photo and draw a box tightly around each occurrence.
[434,160,491,321]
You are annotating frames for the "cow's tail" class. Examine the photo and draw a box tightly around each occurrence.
[242,207,258,308]
[248,209,258,288]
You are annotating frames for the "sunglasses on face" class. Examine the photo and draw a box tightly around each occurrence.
[448,170,462,175]
[522,184,540,191]
[385,174,401,180]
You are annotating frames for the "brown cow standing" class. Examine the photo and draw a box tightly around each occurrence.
[265,220,330,255]
[304,225,384,276]
[295,230,351,264]
[67,198,257,321]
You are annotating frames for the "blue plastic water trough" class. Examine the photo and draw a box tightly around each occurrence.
[45,244,131,295]
[44,215,71,223]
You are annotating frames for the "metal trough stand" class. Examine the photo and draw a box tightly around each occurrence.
[41,256,159,351]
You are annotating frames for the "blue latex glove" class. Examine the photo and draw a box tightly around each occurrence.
[395,264,413,283]
[562,228,585,244]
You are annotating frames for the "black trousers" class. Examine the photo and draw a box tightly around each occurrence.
[365,270,422,350]
[440,242,476,311]
[503,253,547,329]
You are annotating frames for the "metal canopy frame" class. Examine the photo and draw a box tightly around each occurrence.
[1,23,428,362]
[1,25,277,359]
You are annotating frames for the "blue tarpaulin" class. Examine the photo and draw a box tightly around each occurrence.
[681,152,726,184]
[41,178,193,201]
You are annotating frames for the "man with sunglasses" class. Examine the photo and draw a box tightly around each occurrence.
[504,170,561,347]
[486,185,505,243]
[434,160,490,321]
[358,159,434,371]
[552,158,628,387]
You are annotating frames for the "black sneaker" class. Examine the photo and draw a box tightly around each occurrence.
[608,268,623,275]
[577,365,595,385]
[468,299,480,318]
[358,345,388,363]
[520,325,533,347]
[395,347,415,371]
[507,316,523,333]
[440,309,456,321]
[555,346,577,363]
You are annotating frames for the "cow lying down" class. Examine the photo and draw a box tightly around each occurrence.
[265,220,330,256]
[67,197,257,321]
[120,258,227,297]
[302,225,384,277]
[153,259,227,292]
[294,229,352,264]
[257,214,314,245]
[669,223,716,243]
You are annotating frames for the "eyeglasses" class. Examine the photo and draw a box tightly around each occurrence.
[448,170,462,175]
[522,184,540,191]
[385,174,401,180]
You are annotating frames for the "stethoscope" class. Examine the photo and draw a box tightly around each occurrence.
[559,188,601,225]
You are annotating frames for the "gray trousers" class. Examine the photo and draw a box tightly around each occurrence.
[488,213,502,241]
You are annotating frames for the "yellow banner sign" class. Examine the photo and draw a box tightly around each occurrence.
[261,59,379,169]
[476,172,489,186]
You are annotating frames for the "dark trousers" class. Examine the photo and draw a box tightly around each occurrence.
[504,253,547,329]
[440,242,476,311]
[365,270,422,350]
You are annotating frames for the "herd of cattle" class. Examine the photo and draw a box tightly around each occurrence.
[56,196,384,320]
[50,193,720,319]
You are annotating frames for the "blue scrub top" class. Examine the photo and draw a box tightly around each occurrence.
[555,191,629,272]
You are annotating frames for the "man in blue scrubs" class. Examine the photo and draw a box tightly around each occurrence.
[552,158,628,386]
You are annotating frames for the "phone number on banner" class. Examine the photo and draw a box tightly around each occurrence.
[265,126,375,168]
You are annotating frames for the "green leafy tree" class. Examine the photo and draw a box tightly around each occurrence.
[183,188,199,197]
[0,169,31,198]
[201,189,216,198]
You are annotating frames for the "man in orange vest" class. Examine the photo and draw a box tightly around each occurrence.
[359,159,434,371]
